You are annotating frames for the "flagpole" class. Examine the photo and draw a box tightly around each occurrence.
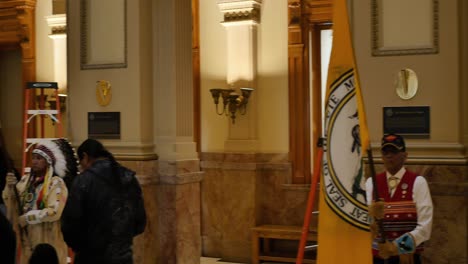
[367,148,389,264]
[295,138,323,264]
[315,0,373,262]
[366,148,386,241]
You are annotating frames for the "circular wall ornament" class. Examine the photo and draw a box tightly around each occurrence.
[96,80,112,106]
[395,68,418,100]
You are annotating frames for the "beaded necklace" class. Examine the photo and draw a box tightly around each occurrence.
[21,170,48,211]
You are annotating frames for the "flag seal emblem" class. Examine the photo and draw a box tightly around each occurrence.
[323,69,369,230]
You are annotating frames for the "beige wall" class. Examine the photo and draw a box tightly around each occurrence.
[199,0,229,152]
[353,0,465,160]
[36,0,54,83]
[36,1,68,138]
[201,0,468,158]
[200,0,289,153]
[257,1,289,153]
[67,0,154,156]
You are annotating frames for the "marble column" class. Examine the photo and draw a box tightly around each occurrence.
[153,0,203,263]
[218,0,261,152]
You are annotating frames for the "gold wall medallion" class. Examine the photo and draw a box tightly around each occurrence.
[395,68,418,100]
[96,80,112,106]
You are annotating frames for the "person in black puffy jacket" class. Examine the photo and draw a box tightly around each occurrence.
[0,127,19,216]
[0,209,16,264]
[61,139,146,264]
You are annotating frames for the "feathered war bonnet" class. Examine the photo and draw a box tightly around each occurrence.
[32,138,79,188]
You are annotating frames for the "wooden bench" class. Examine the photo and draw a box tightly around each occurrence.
[251,225,317,264]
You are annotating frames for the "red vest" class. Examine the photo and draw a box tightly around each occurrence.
[372,170,423,255]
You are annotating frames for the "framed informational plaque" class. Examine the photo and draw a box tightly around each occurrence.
[383,106,430,136]
[372,0,438,56]
[80,0,127,69]
[88,112,120,139]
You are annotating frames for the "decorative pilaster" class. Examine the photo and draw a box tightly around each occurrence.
[218,0,261,152]
[154,0,202,263]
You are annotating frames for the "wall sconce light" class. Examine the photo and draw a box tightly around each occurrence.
[209,87,254,124]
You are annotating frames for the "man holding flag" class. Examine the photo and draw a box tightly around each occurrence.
[316,0,373,263]
[311,0,434,263]
[366,134,433,264]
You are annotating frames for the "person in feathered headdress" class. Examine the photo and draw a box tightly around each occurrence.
[2,138,78,264]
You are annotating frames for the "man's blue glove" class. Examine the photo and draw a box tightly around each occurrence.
[394,233,416,254]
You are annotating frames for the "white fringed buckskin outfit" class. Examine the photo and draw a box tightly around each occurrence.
[2,139,77,264]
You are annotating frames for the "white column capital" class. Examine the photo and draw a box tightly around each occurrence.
[46,14,67,36]
[218,0,262,24]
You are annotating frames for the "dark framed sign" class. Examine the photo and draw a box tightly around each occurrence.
[88,112,121,139]
[383,106,430,136]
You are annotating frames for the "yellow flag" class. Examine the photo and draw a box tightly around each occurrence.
[316,0,372,263]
